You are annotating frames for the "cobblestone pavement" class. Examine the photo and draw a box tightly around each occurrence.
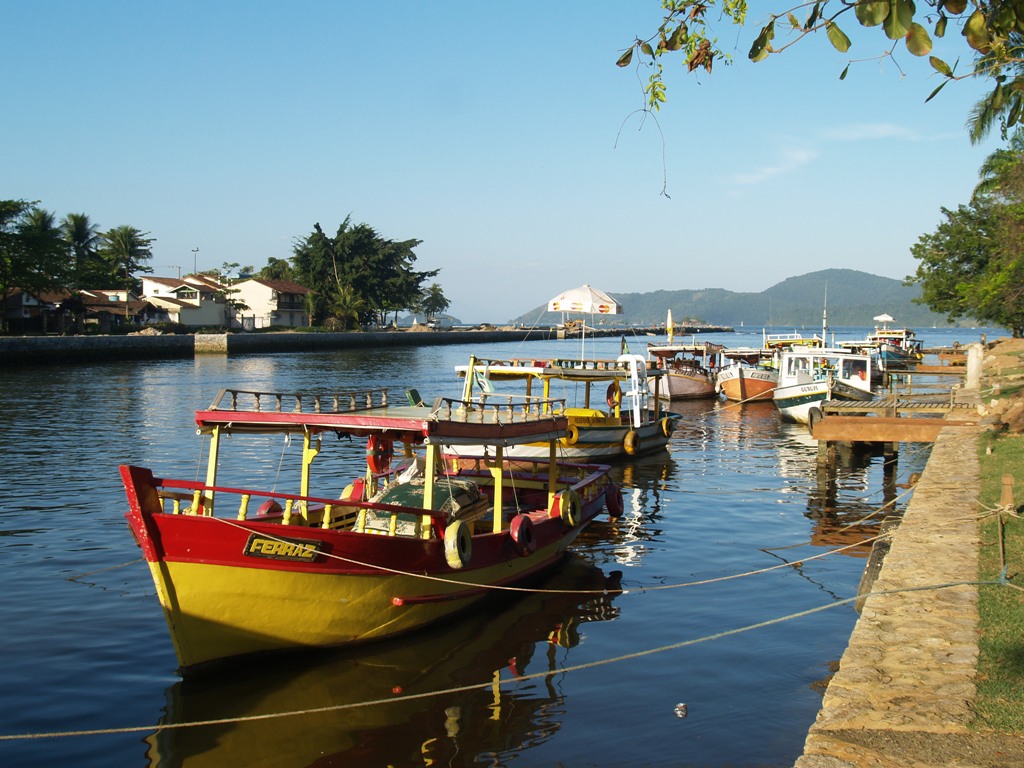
[795,421,1024,768]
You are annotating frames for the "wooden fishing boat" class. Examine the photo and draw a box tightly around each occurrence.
[772,347,874,424]
[714,332,823,402]
[120,387,622,673]
[644,309,721,400]
[454,353,679,460]
[713,347,779,402]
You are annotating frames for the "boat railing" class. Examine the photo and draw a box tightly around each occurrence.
[434,394,567,422]
[207,387,392,414]
[471,356,635,372]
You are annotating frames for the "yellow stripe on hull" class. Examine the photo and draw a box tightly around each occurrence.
[149,542,565,670]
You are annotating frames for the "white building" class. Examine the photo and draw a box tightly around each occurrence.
[230,278,311,329]
[141,275,230,328]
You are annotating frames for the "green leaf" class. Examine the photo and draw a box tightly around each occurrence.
[925,79,949,103]
[748,20,775,61]
[665,24,686,51]
[943,0,967,14]
[641,41,654,56]
[788,13,800,30]
[855,0,889,27]
[616,48,634,67]
[964,10,992,53]
[935,14,946,39]
[883,0,916,41]
[905,22,932,56]
[840,63,850,80]
[805,2,821,30]
[826,21,851,53]
[1007,96,1023,128]
[929,55,953,77]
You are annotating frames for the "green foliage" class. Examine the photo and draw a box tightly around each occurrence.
[0,200,69,331]
[975,433,1024,732]
[292,217,438,328]
[60,213,103,289]
[622,2,1024,141]
[98,225,154,295]
[910,134,1024,337]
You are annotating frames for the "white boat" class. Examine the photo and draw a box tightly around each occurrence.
[714,331,823,402]
[646,310,722,400]
[454,353,679,460]
[772,347,874,423]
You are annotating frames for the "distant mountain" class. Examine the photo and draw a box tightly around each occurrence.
[512,269,964,328]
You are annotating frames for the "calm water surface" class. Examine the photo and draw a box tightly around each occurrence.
[0,328,988,767]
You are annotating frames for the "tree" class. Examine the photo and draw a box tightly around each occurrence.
[328,284,366,331]
[1,200,36,331]
[98,226,154,318]
[258,257,295,281]
[419,283,450,322]
[0,200,69,333]
[622,2,1024,141]
[909,138,1024,336]
[60,213,102,288]
[292,217,438,327]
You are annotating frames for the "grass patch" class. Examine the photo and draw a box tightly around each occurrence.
[974,431,1024,733]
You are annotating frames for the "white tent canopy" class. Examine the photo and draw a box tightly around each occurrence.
[873,313,895,325]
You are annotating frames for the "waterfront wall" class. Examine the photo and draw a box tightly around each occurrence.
[0,329,557,365]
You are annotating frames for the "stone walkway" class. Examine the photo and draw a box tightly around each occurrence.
[795,422,1024,767]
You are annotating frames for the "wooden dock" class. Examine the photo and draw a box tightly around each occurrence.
[812,397,977,443]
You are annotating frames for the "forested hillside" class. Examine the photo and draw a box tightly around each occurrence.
[513,270,962,327]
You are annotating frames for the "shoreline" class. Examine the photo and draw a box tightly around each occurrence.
[0,325,734,366]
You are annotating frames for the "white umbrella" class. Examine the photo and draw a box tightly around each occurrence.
[873,313,894,326]
[547,284,621,315]
[547,284,622,357]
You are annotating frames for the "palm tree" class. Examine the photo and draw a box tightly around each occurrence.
[60,213,101,288]
[329,284,366,331]
[98,226,155,320]
[973,129,1024,203]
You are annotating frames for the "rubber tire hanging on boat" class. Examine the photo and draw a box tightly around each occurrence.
[807,407,823,437]
[605,484,624,518]
[562,425,580,446]
[509,513,536,556]
[444,520,472,569]
[624,430,641,456]
[550,489,581,527]
[659,417,673,437]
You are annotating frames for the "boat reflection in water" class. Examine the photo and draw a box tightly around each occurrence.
[143,554,622,768]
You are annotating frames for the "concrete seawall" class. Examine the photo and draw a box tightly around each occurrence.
[0,329,556,365]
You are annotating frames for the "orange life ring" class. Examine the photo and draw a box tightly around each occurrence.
[606,381,622,408]
[366,435,394,475]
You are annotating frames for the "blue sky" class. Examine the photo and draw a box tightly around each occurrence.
[3,2,1003,322]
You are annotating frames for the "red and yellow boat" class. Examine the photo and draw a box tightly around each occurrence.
[120,387,622,673]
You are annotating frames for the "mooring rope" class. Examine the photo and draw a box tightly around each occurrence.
[0,578,1004,743]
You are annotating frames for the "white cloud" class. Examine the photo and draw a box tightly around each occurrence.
[724,146,819,186]
[824,122,918,141]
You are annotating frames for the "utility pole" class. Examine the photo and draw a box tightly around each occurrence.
[192,247,199,276]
